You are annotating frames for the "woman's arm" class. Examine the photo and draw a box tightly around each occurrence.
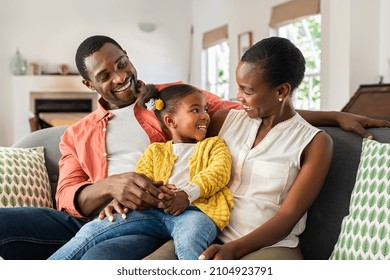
[200,131,333,260]
[298,110,390,139]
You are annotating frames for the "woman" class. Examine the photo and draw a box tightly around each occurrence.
[198,36,333,260]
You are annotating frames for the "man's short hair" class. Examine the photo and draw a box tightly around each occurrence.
[75,35,123,80]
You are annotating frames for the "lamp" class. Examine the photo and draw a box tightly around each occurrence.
[138,22,156,33]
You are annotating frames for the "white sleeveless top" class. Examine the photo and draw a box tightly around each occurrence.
[218,109,320,248]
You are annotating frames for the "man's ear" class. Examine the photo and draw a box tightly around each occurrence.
[82,80,95,92]
[135,80,145,95]
[164,114,176,128]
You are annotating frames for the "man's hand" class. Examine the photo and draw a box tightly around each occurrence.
[109,172,164,210]
[336,112,390,139]
[77,172,164,217]
[158,184,177,202]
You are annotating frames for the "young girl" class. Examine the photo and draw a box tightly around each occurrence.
[49,83,233,260]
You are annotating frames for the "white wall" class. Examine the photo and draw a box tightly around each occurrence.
[379,0,390,83]
[0,0,192,146]
[1,0,389,146]
[190,0,279,100]
[320,0,352,110]
[190,0,389,110]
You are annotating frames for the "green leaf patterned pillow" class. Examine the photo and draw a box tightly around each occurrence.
[0,146,52,208]
[330,138,389,260]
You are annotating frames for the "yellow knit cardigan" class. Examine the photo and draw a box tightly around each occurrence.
[135,136,233,230]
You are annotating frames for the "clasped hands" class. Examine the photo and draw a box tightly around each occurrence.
[98,174,189,222]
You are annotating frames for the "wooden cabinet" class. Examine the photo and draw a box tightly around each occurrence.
[342,84,390,120]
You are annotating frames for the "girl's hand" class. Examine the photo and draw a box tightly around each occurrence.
[163,190,189,216]
[98,199,128,222]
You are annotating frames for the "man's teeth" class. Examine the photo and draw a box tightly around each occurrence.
[114,80,131,92]
[197,126,207,131]
[243,105,254,111]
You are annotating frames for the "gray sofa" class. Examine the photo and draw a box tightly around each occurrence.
[11,125,390,259]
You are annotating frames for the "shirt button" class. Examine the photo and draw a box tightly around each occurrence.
[103,152,107,157]
[103,127,107,132]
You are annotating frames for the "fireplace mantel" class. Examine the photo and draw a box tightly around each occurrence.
[12,75,97,142]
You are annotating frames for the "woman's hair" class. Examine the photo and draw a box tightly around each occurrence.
[75,35,124,81]
[139,83,202,130]
[241,36,305,92]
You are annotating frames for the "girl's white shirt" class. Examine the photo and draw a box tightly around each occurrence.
[170,143,200,203]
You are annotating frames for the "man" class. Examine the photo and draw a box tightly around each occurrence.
[0,35,388,260]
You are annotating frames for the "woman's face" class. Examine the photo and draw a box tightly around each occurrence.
[235,61,281,119]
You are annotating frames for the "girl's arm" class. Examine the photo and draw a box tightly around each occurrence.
[191,137,232,198]
[200,131,333,260]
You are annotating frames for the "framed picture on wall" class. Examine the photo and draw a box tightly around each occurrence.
[238,31,253,60]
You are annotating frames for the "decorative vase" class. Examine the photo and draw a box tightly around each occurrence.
[10,49,27,75]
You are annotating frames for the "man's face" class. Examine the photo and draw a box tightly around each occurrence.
[83,43,141,109]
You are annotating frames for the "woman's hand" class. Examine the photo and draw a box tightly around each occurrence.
[199,242,239,260]
[336,112,390,139]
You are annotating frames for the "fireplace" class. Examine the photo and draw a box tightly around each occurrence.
[34,98,93,129]
[12,75,98,142]
[30,91,98,130]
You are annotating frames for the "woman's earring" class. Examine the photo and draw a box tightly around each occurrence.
[278,97,283,102]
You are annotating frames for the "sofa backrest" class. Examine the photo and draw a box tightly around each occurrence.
[299,127,390,259]
[11,126,68,208]
[10,125,390,259]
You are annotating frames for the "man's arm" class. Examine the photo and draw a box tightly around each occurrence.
[297,110,390,139]
[56,129,164,219]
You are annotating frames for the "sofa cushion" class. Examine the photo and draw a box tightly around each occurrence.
[11,126,68,208]
[0,146,52,208]
[330,139,389,260]
[300,127,390,259]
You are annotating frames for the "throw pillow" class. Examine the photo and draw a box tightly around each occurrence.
[0,146,53,208]
[330,138,389,260]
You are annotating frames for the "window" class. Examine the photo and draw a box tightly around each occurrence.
[201,25,229,99]
[278,15,321,110]
[204,42,230,99]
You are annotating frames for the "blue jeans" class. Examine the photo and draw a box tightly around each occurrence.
[0,207,165,260]
[49,206,218,260]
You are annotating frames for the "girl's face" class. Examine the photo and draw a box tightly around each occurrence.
[166,92,210,143]
[235,61,281,119]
